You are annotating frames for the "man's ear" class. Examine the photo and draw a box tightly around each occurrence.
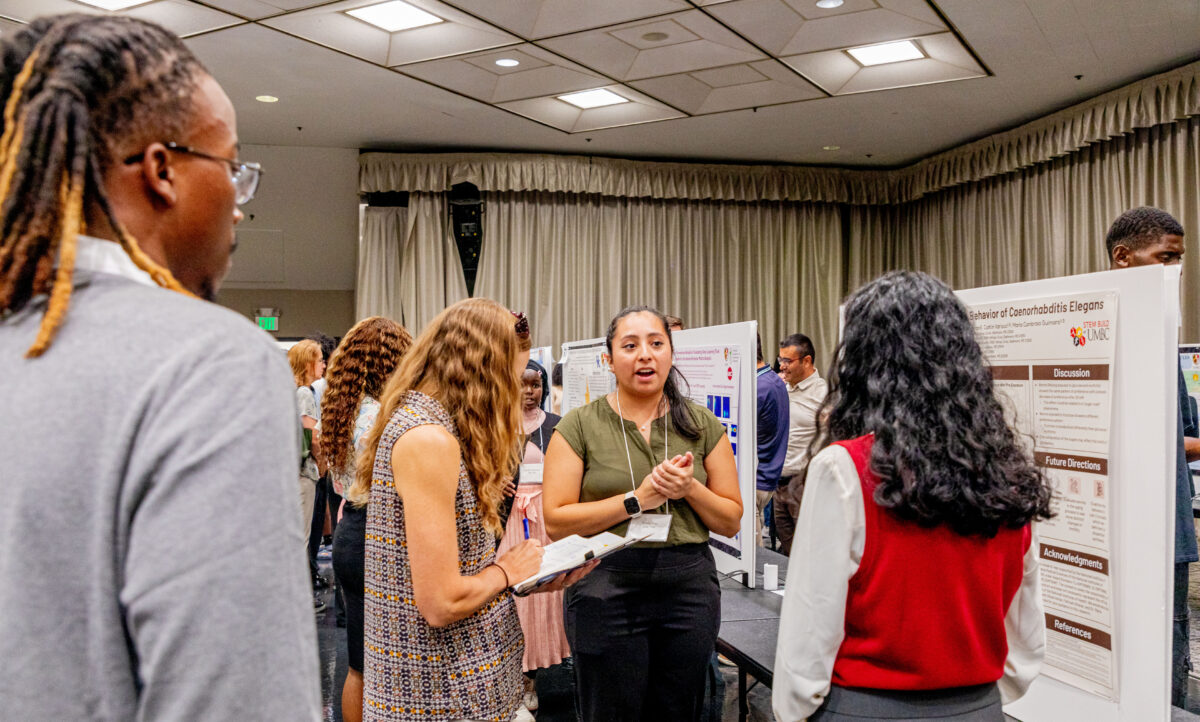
[138,142,178,208]
[1110,244,1131,269]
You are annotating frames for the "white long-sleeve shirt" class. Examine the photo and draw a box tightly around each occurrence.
[771,444,1045,721]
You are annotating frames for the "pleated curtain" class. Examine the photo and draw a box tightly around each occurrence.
[472,192,844,367]
[355,193,468,336]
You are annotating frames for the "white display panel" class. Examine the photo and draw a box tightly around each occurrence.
[958,265,1179,722]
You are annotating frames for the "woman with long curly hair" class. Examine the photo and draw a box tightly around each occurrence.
[772,271,1054,721]
[314,317,413,722]
[359,299,591,722]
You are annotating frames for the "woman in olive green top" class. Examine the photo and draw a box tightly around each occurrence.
[543,306,742,722]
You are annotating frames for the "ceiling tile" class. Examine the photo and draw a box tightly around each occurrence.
[540,10,765,81]
[194,0,308,20]
[260,0,519,67]
[497,84,685,132]
[707,0,946,56]
[782,32,985,95]
[630,59,824,114]
[440,0,691,40]
[0,0,243,36]
[399,43,610,103]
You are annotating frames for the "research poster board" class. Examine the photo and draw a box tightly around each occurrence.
[674,322,758,585]
[559,338,613,417]
[559,322,759,586]
[967,292,1118,699]
[957,265,1179,722]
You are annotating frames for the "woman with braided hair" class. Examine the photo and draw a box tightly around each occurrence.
[0,14,318,720]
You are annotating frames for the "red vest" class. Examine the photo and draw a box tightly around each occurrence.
[830,435,1030,690]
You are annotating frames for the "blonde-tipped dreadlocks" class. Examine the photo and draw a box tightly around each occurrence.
[0,14,203,357]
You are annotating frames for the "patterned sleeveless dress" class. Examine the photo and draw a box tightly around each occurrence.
[362,391,523,721]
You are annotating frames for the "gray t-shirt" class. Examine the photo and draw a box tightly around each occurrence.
[0,270,320,720]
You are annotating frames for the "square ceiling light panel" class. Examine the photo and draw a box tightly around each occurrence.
[261,0,519,67]
[629,59,824,115]
[782,33,985,95]
[705,0,946,57]
[498,84,684,132]
[540,10,764,82]
[7,0,243,36]
[441,0,691,39]
[399,44,614,104]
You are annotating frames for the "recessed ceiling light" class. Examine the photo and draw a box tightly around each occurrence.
[823,145,840,151]
[815,0,844,8]
[70,0,155,9]
[256,95,279,103]
[557,88,629,110]
[346,1,443,32]
[494,58,520,68]
[641,31,669,42]
[846,39,925,67]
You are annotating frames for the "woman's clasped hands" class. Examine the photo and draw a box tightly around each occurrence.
[649,451,696,500]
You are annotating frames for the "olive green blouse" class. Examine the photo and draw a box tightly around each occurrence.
[553,396,727,547]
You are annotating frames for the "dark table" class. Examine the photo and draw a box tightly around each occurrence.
[718,547,788,721]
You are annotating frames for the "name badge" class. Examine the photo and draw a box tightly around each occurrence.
[627,513,672,543]
[519,463,543,484]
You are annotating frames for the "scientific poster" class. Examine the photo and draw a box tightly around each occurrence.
[674,344,744,556]
[560,339,614,417]
[967,291,1119,700]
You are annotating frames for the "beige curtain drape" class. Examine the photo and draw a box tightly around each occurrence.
[473,192,843,367]
[355,194,468,334]
[849,116,1200,339]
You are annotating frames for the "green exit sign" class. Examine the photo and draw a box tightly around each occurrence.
[256,316,279,331]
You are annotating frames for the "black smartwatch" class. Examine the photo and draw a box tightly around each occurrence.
[623,491,642,518]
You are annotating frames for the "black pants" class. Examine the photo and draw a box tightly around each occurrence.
[308,475,339,572]
[564,543,720,722]
[774,475,802,555]
[1174,562,1192,708]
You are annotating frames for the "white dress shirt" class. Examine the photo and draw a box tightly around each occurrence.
[771,444,1045,721]
[74,234,156,286]
[781,371,828,478]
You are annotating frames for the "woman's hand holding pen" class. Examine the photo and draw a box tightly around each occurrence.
[650,452,695,500]
[496,539,543,586]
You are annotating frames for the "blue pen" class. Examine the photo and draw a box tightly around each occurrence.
[523,518,531,540]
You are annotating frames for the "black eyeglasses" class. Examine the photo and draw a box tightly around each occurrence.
[124,141,262,205]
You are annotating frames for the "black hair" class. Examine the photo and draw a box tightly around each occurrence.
[0,14,205,356]
[308,332,337,363]
[551,362,563,387]
[605,305,700,440]
[525,359,549,405]
[1105,206,1185,259]
[815,271,1052,537]
[779,333,815,364]
[756,332,763,363]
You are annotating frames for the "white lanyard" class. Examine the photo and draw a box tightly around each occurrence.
[615,391,668,513]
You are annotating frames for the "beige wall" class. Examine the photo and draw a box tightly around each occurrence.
[217,288,355,339]
[215,143,360,338]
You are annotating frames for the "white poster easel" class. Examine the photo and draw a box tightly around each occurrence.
[957,265,1178,722]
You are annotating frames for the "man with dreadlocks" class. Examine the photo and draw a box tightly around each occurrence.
[0,14,320,719]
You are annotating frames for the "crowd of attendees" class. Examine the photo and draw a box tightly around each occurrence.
[4,12,1199,722]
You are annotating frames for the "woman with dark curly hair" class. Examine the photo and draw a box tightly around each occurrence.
[773,271,1054,721]
[318,316,413,722]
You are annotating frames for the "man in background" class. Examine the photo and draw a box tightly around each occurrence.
[1106,206,1199,708]
[666,315,685,332]
[755,334,790,546]
[774,333,828,554]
